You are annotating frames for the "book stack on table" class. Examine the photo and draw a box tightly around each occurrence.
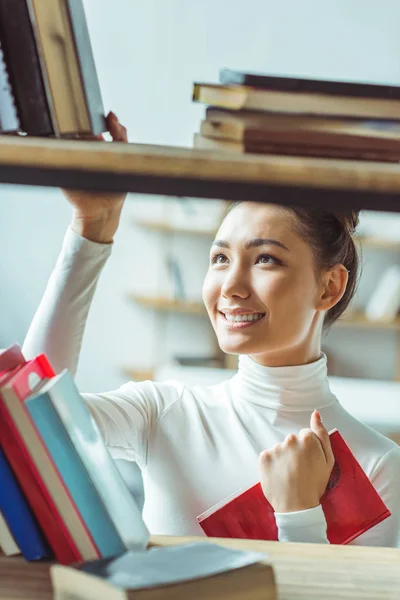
[193,69,400,162]
[0,343,276,600]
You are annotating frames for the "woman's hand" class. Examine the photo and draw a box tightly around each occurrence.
[63,111,128,244]
[259,410,335,513]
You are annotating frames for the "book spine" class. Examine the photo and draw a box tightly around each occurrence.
[0,447,50,560]
[26,393,126,558]
[0,406,78,564]
[0,41,19,132]
[0,0,54,135]
[65,0,106,135]
[0,511,20,556]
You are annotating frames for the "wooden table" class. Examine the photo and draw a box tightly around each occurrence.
[2,536,400,600]
[0,136,400,211]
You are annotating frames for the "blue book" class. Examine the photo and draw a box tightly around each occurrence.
[27,370,149,551]
[0,446,51,560]
[26,393,126,558]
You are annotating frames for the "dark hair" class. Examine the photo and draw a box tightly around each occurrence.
[227,202,360,329]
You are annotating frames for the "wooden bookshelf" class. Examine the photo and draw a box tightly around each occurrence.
[336,311,400,331]
[133,218,216,237]
[1,136,400,211]
[127,294,207,315]
[356,236,400,251]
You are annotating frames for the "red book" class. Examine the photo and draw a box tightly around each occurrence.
[198,430,391,545]
[0,355,99,564]
[0,343,26,374]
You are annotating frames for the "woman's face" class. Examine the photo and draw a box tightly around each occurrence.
[202,202,327,366]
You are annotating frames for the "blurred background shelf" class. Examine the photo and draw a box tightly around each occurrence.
[121,367,154,381]
[337,311,400,330]
[356,236,400,251]
[127,294,207,315]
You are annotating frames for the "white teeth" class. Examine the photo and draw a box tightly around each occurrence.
[224,313,263,323]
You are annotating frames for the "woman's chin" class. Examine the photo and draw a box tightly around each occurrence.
[218,337,263,356]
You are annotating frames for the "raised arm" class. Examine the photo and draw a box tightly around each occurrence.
[22,113,128,376]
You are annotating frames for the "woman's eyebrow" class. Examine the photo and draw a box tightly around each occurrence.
[212,238,289,251]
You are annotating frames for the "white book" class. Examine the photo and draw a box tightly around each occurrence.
[0,511,20,556]
[365,265,400,322]
[0,42,19,132]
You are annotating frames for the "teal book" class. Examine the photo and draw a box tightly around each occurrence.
[26,370,149,551]
[26,393,125,558]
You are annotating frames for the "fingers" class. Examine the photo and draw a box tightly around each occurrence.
[310,410,335,467]
[106,111,128,143]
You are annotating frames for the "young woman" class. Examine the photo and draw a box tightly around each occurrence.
[23,113,400,547]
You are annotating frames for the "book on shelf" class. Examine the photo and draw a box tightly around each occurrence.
[193,82,400,121]
[219,68,400,100]
[198,430,390,545]
[0,446,50,560]
[199,108,400,155]
[27,369,150,554]
[0,344,149,566]
[0,0,105,136]
[192,69,400,161]
[0,510,20,557]
[166,256,186,300]
[0,342,26,372]
[51,543,276,600]
[365,265,400,323]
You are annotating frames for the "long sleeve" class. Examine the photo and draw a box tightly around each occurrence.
[275,505,329,543]
[22,226,112,377]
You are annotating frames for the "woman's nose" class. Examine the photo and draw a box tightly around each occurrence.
[221,268,250,299]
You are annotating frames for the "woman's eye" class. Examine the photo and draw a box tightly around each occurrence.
[256,254,280,265]
[211,253,228,265]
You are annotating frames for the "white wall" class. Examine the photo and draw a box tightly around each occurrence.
[1,0,400,390]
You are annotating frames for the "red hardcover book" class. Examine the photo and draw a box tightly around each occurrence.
[0,355,99,564]
[198,430,391,545]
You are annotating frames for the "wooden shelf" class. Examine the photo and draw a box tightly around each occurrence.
[121,367,154,381]
[1,136,400,211]
[128,294,207,315]
[133,218,216,237]
[336,311,400,330]
[356,236,400,251]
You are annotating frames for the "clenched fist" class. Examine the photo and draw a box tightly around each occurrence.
[259,410,335,513]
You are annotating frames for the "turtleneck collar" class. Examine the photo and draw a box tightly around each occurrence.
[236,353,338,412]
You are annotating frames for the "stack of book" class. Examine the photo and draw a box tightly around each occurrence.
[0,343,277,599]
[0,343,149,564]
[0,0,105,137]
[193,69,400,161]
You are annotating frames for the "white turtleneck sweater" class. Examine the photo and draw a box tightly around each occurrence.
[23,227,400,547]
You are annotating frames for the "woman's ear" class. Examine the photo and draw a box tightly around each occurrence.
[317,264,349,312]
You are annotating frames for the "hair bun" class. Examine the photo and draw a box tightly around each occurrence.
[335,210,360,234]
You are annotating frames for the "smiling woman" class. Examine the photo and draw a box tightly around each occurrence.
[22,116,400,549]
[202,202,357,367]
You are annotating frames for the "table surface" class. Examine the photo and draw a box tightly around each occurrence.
[0,136,400,211]
[1,535,400,600]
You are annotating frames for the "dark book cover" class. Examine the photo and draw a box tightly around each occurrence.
[0,0,54,135]
[66,0,106,135]
[220,68,400,100]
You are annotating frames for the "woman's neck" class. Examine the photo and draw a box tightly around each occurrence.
[249,342,322,368]
[249,317,323,367]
